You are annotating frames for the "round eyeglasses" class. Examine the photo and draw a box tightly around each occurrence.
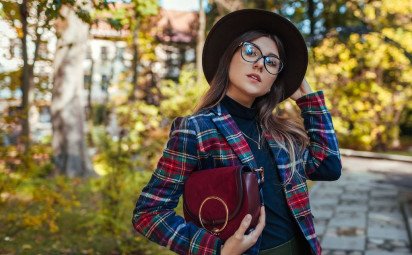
[238,42,284,75]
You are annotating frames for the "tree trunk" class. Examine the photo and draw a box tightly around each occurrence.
[254,0,267,9]
[390,93,403,149]
[307,0,315,37]
[51,6,93,177]
[129,18,140,101]
[19,0,31,154]
[196,0,206,84]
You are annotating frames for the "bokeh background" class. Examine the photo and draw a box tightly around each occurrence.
[0,0,411,254]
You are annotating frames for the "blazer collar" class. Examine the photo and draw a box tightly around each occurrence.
[209,103,289,170]
[210,103,258,169]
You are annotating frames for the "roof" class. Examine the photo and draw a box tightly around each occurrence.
[155,9,198,43]
[90,5,198,43]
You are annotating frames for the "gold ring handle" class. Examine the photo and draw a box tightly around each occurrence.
[198,196,229,235]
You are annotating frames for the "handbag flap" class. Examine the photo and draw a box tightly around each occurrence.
[183,165,250,225]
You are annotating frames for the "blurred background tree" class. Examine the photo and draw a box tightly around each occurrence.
[0,0,111,168]
[306,0,412,150]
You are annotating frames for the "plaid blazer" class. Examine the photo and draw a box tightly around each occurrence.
[132,90,341,255]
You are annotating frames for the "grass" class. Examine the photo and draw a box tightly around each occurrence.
[0,172,175,255]
[376,150,412,157]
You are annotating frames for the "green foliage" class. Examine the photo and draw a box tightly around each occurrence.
[92,103,109,126]
[94,65,207,174]
[308,30,412,150]
[0,144,176,254]
[0,145,76,242]
[400,106,412,136]
[159,64,208,118]
[133,0,159,17]
[97,0,159,31]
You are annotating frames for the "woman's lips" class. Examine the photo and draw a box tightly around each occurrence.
[246,74,261,82]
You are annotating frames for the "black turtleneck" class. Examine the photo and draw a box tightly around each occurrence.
[220,95,300,249]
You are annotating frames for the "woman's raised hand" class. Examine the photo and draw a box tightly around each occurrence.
[290,78,313,101]
[220,206,266,255]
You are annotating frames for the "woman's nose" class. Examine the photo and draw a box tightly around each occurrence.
[253,57,264,71]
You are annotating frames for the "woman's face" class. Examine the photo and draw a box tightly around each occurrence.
[227,36,280,108]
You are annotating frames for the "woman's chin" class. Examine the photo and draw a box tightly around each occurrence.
[242,88,268,98]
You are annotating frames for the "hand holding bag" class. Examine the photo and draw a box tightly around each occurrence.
[183,165,263,241]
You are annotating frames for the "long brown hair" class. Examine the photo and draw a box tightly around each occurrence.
[194,31,309,183]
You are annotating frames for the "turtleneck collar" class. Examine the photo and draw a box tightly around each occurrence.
[221,95,258,120]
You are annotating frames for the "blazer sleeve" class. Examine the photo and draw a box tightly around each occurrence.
[295,90,342,181]
[132,116,222,255]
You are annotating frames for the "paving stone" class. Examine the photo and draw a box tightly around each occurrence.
[369,238,385,245]
[371,189,399,197]
[311,198,340,206]
[311,195,341,202]
[369,207,399,213]
[392,240,408,247]
[349,186,372,192]
[337,179,357,185]
[336,227,365,236]
[369,212,403,220]
[341,193,369,201]
[369,199,399,207]
[322,236,365,250]
[314,217,328,223]
[336,204,368,213]
[365,251,412,255]
[315,224,326,235]
[367,242,379,249]
[369,212,404,227]
[312,209,334,219]
[381,241,393,250]
[312,162,412,254]
[341,200,370,207]
[367,226,409,241]
[329,216,366,228]
[311,187,343,196]
[337,211,365,219]
[367,183,398,190]
[332,251,346,255]
[393,248,412,253]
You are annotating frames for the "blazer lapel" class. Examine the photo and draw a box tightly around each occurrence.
[262,130,290,183]
[210,103,258,169]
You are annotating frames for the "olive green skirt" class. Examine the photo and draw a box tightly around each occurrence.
[258,237,303,255]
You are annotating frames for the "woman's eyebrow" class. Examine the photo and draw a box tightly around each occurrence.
[258,46,279,57]
[253,42,279,57]
[266,52,280,58]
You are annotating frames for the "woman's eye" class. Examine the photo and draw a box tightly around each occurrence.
[266,58,278,67]
[245,45,257,56]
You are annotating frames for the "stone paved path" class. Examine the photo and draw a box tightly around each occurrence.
[309,156,412,255]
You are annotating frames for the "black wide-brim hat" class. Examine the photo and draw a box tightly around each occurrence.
[202,9,308,101]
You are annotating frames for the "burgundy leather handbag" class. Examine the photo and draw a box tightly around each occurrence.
[183,165,263,241]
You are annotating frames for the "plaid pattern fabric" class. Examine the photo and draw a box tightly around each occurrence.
[132,90,341,255]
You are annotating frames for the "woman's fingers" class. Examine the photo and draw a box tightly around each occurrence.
[234,214,252,239]
[221,209,266,255]
[250,206,266,237]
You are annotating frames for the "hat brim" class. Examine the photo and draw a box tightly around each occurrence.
[202,9,308,101]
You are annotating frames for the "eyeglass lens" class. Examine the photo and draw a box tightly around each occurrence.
[241,43,283,75]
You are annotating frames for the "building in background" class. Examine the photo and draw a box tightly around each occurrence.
[0,7,199,144]
[154,9,197,79]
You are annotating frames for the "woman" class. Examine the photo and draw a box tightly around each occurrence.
[132,9,341,255]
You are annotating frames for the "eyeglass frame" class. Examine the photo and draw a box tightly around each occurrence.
[237,41,284,75]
